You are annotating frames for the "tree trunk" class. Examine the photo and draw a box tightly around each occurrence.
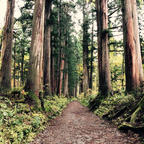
[63,62,69,97]
[26,0,45,97]
[13,38,16,88]
[96,0,111,95]
[121,0,140,91]
[89,9,94,89]
[1,0,15,91]
[43,0,52,96]
[59,54,65,96]
[83,1,89,96]
[51,44,55,95]
[131,0,144,83]
[21,44,24,85]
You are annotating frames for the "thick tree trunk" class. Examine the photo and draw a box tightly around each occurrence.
[43,0,52,96]
[63,62,69,97]
[122,0,140,91]
[26,0,45,96]
[1,0,15,91]
[89,10,94,89]
[83,1,89,96]
[131,0,144,83]
[96,0,111,95]
[59,54,65,96]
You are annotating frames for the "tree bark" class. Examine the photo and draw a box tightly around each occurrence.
[13,38,16,88]
[83,1,89,96]
[21,42,24,85]
[43,0,52,96]
[89,9,94,89]
[96,0,112,95]
[131,0,144,83]
[1,0,15,91]
[59,54,65,96]
[122,0,140,91]
[63,62,69,97]
[26,0,45,96]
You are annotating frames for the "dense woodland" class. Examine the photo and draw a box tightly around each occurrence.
[0,0,144,143]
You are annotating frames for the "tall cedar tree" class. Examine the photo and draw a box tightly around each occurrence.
[122,0,140,91]
[1,0,15,90]
[83,1,89,96]
[96,0,112,95]
[26,0,45,96]
[89,9,94,89]
[43,0,53,96]
[131,0,144,83]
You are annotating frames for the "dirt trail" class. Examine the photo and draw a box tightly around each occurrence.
[31,101,140,144]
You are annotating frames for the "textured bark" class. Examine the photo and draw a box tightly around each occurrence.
[83,1,89,96]
[43,0,52,96]
[63,62,69,97]
[27,0,45,96]
[131,0,144,83]
[122,0,140,91]
[59,54,65,96]
[51,46,55,95]
[1,0,15,90]
[89,10,94,89]
[96,0,111,95]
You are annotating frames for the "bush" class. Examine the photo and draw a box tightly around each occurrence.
[0,94,69,143]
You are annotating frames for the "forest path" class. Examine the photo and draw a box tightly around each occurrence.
[31,101,140,144]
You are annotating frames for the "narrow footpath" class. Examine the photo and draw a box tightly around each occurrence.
[31,101,140,144]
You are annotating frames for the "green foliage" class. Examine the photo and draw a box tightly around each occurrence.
[44,96,69,118]
[0,95,69,143]
[94,92,135,117]
[78,90,98,106]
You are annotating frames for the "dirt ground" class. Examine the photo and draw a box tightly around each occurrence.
[31,101,140,144]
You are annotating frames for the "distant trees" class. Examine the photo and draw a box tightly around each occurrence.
[1,0,15,91]
[0,0,144,102]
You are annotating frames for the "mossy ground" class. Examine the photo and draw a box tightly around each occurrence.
[0,92,69,144]
[78,89,144,143]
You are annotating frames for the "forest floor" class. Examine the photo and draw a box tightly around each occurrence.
[31,101,141,144]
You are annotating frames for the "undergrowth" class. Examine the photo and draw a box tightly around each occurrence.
[0,94,69,144]
[79,89,144,142]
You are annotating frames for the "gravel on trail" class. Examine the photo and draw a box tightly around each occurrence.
[31,101,140,144]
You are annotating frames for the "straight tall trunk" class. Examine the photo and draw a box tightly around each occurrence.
[59,54,65,95]
[43,0,52,96]
[1,0,15,91]
[96,0,111,95]
[51,45,55,95]
[21,45,24,85]
[83,1,89,96]
[13,39,16,88]
[131,0,144,83]
[63,62,69,97]
[26,0,45,96]
[122,0,140,91]
[89,9,94,89]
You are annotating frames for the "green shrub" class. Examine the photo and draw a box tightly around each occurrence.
[0,94,69,143]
